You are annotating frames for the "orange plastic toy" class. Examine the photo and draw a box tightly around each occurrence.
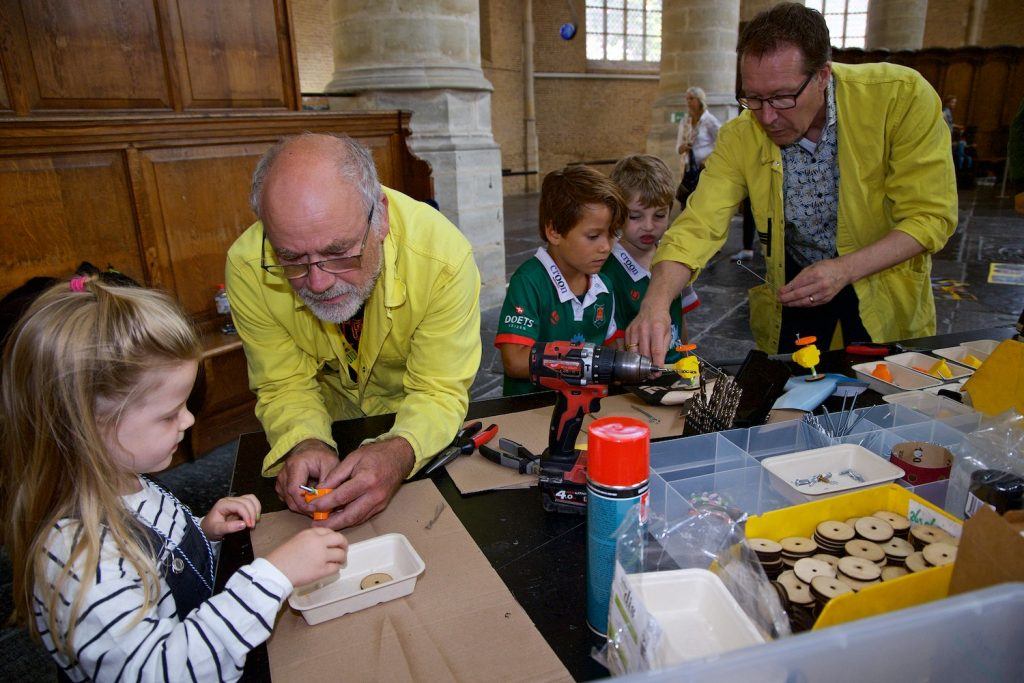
[303,487,334,521]
[871,363,894,382]
[793,335,823,380]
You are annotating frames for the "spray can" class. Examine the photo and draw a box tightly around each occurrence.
[586,416,650,635]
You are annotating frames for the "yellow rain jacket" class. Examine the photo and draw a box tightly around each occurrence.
[226,187,482,476]
[655,62,957,353]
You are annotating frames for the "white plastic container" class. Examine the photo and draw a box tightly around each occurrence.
[884,352,973,381]
[288,533,425,626]
[960,339,1000,356]
[761,444,906,497]
[882,391,976,420]
[851,361,942,394]
[931,345,988,368]
[626,568,765,668]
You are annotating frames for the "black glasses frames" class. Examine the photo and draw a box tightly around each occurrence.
[260,203,376,280]
[737,72,817,111]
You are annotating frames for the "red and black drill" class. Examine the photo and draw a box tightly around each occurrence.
[528,340,659,513]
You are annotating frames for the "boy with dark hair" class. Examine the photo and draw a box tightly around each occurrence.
[495,165,627,395]
[605,154,700,365]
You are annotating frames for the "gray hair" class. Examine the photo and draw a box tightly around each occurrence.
[249,132,382,222]
[685,86,708,112]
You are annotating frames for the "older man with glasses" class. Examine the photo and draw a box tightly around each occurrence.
[627,2,956,362]
[226,132,481,529]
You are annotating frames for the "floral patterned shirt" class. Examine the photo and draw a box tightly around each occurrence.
[782,77,839,267]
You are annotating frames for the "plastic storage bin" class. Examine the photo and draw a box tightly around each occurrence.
[622,583,1024,683]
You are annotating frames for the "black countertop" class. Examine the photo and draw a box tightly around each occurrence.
[216,327,1016,681]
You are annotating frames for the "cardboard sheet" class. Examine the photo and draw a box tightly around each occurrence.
[250,481,571,682]
[446,393,685,495]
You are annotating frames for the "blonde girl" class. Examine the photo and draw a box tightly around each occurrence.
[1,276,347,682]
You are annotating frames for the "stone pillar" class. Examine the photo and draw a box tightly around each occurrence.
[325,0,506,310]
[646,0,740,180]
[965,0,987,46]
[740,0,775,23]
[865,0,929,51]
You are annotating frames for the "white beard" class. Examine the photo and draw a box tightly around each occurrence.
[298,260,381,323]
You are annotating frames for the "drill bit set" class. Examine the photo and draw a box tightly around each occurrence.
[682,366,743,435]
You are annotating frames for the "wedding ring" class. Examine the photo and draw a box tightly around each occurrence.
[626,343,639,350]
[808,295,815,304]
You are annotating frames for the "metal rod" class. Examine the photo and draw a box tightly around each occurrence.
[631,404,661,423]
[735,261,767,283]
[299,484,318,495]
[844,410,869,437]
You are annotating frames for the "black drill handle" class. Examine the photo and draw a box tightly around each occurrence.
[547,389,603,466]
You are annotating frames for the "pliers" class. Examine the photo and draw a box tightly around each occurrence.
[424,421,499,474]
[479,437,541,475]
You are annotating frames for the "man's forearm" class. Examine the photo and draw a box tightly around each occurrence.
[837,230,927,284]
[643,261,695,313]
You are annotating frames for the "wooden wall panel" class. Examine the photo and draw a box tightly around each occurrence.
[170,0,295,109]
[0,69,10,111]
[0,151,145,294]
[0,0,174,112]
[137,142,269,317]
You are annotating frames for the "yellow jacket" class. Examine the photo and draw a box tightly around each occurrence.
[226,187,482,476]
[655,62,957,353]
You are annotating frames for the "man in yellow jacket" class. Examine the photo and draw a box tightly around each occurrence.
[627,3,956,362]
[226,133,481,529]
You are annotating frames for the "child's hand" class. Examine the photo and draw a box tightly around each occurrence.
[265,527,348,588]
[201,494,261,541]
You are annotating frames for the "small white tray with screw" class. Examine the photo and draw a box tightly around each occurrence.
[289,533,425,626]
[761,444,906,496]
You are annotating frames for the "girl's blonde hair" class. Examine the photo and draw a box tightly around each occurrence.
[0,277,201,659]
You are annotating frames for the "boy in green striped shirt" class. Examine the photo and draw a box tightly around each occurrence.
[495,166,627,395]
[603,155,700,365]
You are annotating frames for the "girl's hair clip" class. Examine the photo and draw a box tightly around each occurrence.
[69,275,89,293]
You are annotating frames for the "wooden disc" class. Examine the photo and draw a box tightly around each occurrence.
[794,557,836,584]
[816,520,855,543]
[872,510,911,533]
[810,575,853,601]
[844,517,861,528]
[837,556,882,582]
[909,524,952,549]
[905,551,930,573]
[881,566,909,581]
[780,536,818,555]
[922,542,958,567]
[811,553,840,572]
[882,536,914,560]
[855,516,894,543]
[360,572,393,589]
[749,537,783,554]
[844,539,886,564]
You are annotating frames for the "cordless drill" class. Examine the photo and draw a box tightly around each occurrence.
[529,340,659,513]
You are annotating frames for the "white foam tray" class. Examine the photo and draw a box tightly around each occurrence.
[627,568,765,667]
[882,391,975,419]
[851,361,942,395]
[288,533,425,626]
[761,444,906,496]
[884,352,973,381]
[931,345,988,368]
[960,339,1000,356]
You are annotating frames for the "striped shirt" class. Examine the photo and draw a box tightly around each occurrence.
[35,477,292,682]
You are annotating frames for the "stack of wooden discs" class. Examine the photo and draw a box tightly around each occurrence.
[748,509,959,633]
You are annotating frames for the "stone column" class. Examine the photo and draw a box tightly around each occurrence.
[325,0,506,310]
[646,0,740,180]
[865,0,929,51]
[740,0,775,23]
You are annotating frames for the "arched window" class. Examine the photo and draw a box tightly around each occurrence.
[805,0,868,49]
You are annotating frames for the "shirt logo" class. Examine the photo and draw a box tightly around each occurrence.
[630,289,640,301]
[571,332,585,344]
[515,305,524,314]
[594,304,605,324]
[550,310,560,324]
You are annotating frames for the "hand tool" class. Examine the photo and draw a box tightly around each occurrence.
[423,421,498,474]
[527,340,660,513]
[479,437,541,475]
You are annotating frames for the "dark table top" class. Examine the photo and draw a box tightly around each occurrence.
[216,327,1016,681]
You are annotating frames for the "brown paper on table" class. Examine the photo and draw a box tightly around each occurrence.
[250,480,571,683]
[446,393,684,495]
[948,506,1024,597]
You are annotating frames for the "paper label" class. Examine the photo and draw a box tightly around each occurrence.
[907,499,962,538]
[607,562,662,675]
[964,490,994,520]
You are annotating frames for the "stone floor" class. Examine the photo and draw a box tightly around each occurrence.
[2,182,1021,679]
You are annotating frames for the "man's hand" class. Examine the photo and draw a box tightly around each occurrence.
[310,438,415,530]
[778,257,852,307]
[626,303,673,367]
[275,440,340,514]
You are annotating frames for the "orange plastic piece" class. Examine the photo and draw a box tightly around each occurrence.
[795,335,817,347]
[912,365,932,375]
[303,487,334,521]
[871,363,894,382]
[676,343,697,353]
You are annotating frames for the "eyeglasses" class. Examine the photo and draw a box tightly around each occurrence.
[261,204,375,280]
[737,72,815,111]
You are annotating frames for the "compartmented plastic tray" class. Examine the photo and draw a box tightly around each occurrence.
[931,344,988,367]
[851,361,942,394]
[761,444,906,496]
[288,533,425,625]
